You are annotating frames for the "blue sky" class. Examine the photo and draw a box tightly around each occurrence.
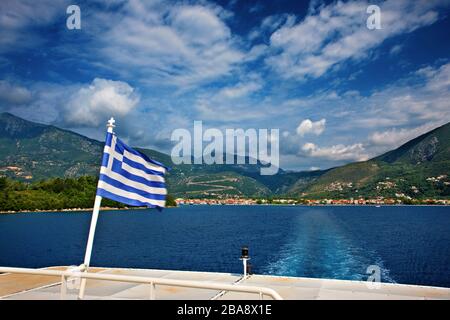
[0,0,449,171]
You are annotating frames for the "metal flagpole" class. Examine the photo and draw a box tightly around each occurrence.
[78,117,115,300]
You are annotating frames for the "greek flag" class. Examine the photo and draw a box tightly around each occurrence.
[97,132,168,209]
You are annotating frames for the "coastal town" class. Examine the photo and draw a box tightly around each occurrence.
[175,197,450,206]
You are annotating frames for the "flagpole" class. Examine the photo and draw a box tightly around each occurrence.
[78,117,115,300]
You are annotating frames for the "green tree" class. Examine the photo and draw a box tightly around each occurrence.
[0,177,7,191]
[165,194,177,207]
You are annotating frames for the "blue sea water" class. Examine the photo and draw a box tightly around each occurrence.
[1,205,449,288]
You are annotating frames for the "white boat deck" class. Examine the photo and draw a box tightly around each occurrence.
[1,267,449,300]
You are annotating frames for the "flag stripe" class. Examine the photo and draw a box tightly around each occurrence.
[99,174,166,200]
[121,156,165,176]
[101,151,110,168]
[109,160,166,187]
[104,146,165,177]
[100,167,166,195]
[104,146,122,161]
[120,161,165,183]
[105,132,113,147]
[115,136,168,169]
[123,149,166,174]
[97,188,165,208]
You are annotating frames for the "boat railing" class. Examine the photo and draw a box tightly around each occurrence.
[0,266,283,300]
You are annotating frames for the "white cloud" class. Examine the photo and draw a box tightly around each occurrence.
[192,73,268,121]
[368,122,441,147]
[4,82,79,124]
[90,1,244,87]
[216,81,262,99]
[266,0,447,79]
[389,44,403,55]
[261,14,293,32]
[194,97,265,122]
[423,62,450,92]
[170,5,230,46]
[296,119,326,136]
[0,0,69,52]
[302,142,369,161]
[64,78,139,127]
[244,44,268,62]
[0,80,32,105]
[355,61,450,129]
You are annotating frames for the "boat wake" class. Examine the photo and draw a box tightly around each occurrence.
[261,209,395,283]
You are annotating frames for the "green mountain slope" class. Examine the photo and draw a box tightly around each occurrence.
[0,113,281,197]
[0,112,103,180]
[291,122,450,199]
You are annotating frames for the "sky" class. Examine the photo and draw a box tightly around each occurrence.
[0,0,449,171]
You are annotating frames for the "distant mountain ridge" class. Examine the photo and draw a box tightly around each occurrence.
[295,122,450,199]
[0,112,103,180]
[0,113,313,196]
[0,112,449,199]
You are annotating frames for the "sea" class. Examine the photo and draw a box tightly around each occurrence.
[1,205,449,288]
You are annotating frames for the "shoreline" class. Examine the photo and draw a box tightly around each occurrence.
[0,206,178,214]
[1,203,448,214]
[0,207,139,214]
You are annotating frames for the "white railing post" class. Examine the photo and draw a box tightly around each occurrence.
[60,275,67,300]
[149,282,156,300]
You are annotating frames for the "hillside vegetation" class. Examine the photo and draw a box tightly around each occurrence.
[0,176,176,212]
[294,123,450,199]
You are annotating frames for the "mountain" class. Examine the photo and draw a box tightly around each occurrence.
[0,113,308,197]
[0,112,103,180]
[291,122,450,199]
[2,112,447,199]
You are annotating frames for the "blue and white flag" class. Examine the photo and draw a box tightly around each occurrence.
[97,132,168,209]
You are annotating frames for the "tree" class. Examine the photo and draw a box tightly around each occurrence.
[0,177,7,191]
[165,194,177,207]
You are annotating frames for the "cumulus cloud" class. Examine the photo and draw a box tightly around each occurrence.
[302,142,369,161]
[63,78,139,127]
[296,119,326,136]
[266,0,447,79]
